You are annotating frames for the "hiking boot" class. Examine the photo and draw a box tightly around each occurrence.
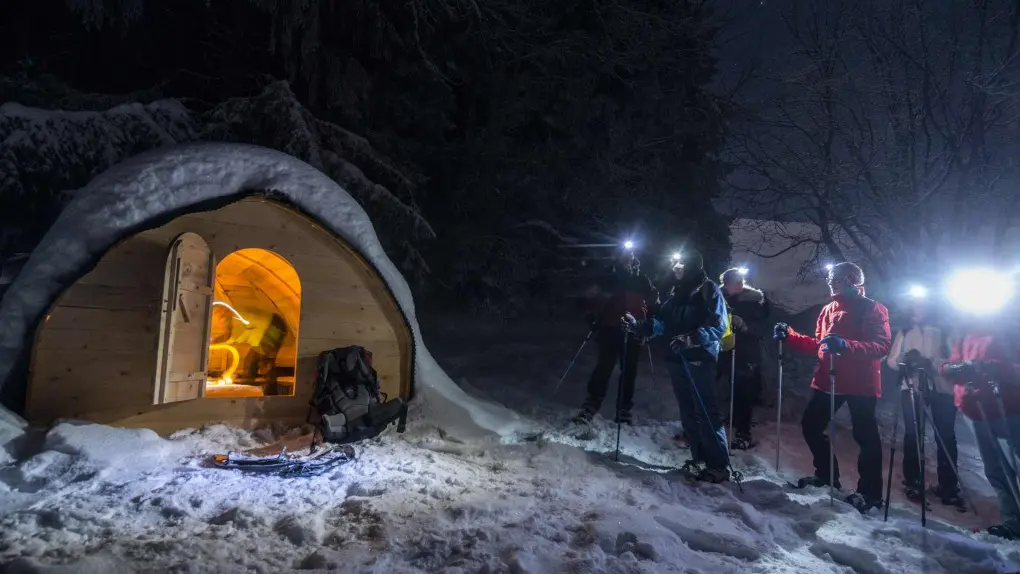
[796,475,841,490]
[930,485,965,509]
[988,524,1020,540]
[845,492,883,514]
[730,433,756,451]
[680,458,705,476]
[615,410,633,425]
[572,410,594,425]
[904,484,924,503]
[695,467,730,484]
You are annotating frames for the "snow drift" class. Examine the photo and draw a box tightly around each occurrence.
[0,142,524,439]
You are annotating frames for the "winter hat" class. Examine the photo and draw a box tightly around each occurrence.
[829,262,865,286]
[677,250,704,271]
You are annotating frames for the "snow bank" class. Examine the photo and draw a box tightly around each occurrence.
[0,405,27,465]
[0,143,525,439]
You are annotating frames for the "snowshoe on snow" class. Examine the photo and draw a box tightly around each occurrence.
[569,410,596,439]
[572,410,594,425]
[614,410,633,425]
[694,467,730,484]
[211,444,356,476]
[678,458,705,479]
[788,475,842,490]
[844,492,883,515]
[930,485,966,511]
[903,484,933,511]
[730,433,756,451]
[987,524,1020,540]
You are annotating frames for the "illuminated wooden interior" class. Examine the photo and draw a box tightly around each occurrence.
[26,197,413,435]
[206,248,301,399]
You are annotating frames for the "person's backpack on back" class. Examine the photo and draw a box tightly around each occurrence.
[700,282,735,352]
[308,346,407,445]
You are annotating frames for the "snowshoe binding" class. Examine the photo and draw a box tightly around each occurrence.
[845,492,883,515]
[987,524,1020,540]
[903,484,933,511]
[694,467,730,484]
[569,410,596,440]
[678,458,705,479]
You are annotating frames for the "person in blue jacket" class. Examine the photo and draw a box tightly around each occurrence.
[623,250,732,483]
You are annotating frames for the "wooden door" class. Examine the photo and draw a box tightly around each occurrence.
[153,232,215,404]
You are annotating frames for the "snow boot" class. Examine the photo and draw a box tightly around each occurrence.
[793,475,841,490]
[572,409,594,426]
[988,524,1020,540]
[615,410,633,425]
[694,467,730,484]
[730,433,756,451]
[845,492,883,515]
[930,485,965,511]
[903,483,923,503]
[679,458,705,478]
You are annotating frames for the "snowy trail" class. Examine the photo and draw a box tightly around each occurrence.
[0,314,1017,572]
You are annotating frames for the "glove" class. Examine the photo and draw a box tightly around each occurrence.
[670,334,696,354]
[620,313,638,333]
[773,323,789,341]
[731,314,747,332]
[943,361,978,380]
[820,334,848,354]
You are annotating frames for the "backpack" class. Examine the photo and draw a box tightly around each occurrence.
[700,282,735,352]
[308,346,407,445]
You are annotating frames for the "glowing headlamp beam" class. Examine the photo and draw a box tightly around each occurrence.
[213,301,250,325]
[671,252,681,261]
[623,240,635,251]
[825,263,834,271]
[947,268,1014,314]
[737,267,749,276]
[907,284,928,299]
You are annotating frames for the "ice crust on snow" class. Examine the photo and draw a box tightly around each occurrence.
[0,142,523,439]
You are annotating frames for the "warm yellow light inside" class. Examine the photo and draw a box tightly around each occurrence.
[207,343,240,386]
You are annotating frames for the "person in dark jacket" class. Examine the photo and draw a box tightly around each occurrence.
[573,249,658,425]
[624,250,731,483]
[719,268,770,450]
[940,314,1020,540]
[774,262,892,513]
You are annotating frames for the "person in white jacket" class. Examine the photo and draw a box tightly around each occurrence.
[886,299,963,507]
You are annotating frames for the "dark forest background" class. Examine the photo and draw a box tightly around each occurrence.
[0,0,734,317]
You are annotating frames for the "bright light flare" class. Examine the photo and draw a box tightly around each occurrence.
[947,268,1014,314]
[737,267,749,276]
[907,284,928,299]
[824,263,834,272]
[213,301,250,325]
[671,252,682,261]
[623,240,635,251]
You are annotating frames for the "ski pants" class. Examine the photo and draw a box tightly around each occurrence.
[968,412,1020,534]
[719,349,761,437]
[902,389,958,492]
[668,357,730,471]
[801,390,883,501]
[582,327,641,415]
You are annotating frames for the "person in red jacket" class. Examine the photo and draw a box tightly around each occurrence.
[939,318,1020,540]
[773,262,892,513]
[573,249,658,426]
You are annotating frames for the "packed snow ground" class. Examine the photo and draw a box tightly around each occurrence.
[1,316,1019,573]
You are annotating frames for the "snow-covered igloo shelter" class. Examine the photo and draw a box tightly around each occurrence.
[0,144,446,435]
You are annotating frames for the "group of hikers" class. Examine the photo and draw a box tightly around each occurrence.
[570,246,1020,540]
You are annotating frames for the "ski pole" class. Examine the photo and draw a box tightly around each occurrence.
[553,329,595,395]
[828,352,837,506]
[647,344,658,390]
[776,340,783,473]
[883,372,904,522]
[989,381,1020,501]
[919,373,978,515]
[971,382,1020,516]
[907,383,927,527]
[614,331,630,462]
[677,349,743,491]
[728,346,737,453]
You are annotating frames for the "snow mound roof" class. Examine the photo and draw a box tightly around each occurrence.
[0,142,524,439]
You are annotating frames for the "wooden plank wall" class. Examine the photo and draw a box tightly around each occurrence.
[28,197,413,435]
